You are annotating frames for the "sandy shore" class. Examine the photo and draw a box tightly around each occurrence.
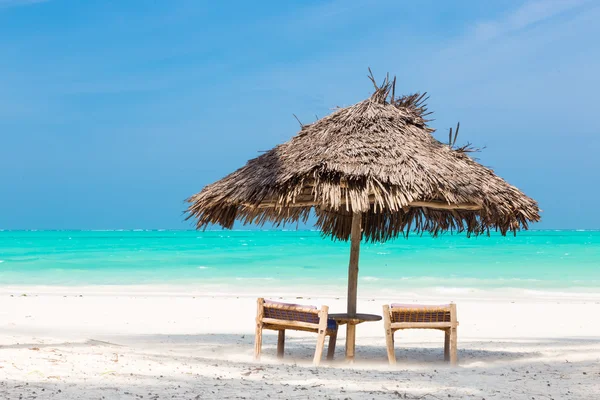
[1,285,599,399]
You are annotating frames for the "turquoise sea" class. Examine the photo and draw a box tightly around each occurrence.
[0,230,599,290]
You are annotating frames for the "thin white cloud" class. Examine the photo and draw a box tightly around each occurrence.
[471,0,591,42]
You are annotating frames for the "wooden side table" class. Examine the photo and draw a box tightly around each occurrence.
[328,313,382,361]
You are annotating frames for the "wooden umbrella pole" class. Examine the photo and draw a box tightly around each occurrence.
[347,212,362,315]
[345,212,362,361]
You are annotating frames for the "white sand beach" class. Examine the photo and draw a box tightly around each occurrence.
[1,286,599,399]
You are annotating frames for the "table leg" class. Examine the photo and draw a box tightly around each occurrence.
[277,330,285,358]
[345,323,356,362]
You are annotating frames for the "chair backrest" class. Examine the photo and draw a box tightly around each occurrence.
[387,303,456,323]
[258,298,321,325]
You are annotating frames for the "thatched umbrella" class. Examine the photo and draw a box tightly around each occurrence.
[187,73,540,352]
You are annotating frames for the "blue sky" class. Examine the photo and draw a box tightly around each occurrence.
[1,0,598,230]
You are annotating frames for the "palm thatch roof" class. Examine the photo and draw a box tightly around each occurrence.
[187,74,540,242]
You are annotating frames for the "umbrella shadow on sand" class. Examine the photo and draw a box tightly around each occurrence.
[90,332,567,366]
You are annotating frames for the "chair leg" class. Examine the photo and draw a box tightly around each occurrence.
[254,323,263,360]
[327,330,337,361]
[277,330,285,359]
[449,327,458,365]
[444,329,450,362]
[313,328,327,366]
[383,304,396,365]
[385,327,396,365]
[313,306,329,366]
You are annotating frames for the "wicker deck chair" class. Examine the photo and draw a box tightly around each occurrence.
[383,303,458,365]
[254,298,338,365]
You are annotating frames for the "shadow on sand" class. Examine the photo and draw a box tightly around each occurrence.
[2,334,599,399]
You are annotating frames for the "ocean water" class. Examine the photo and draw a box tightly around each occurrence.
[0,230,599,291]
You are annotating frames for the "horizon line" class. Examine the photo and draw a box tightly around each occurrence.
[0,228,597,232]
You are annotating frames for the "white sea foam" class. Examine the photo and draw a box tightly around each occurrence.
[198,266,209,270]
[362,276,379,282]
[235,277,275,281]
[0,260,4,263]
